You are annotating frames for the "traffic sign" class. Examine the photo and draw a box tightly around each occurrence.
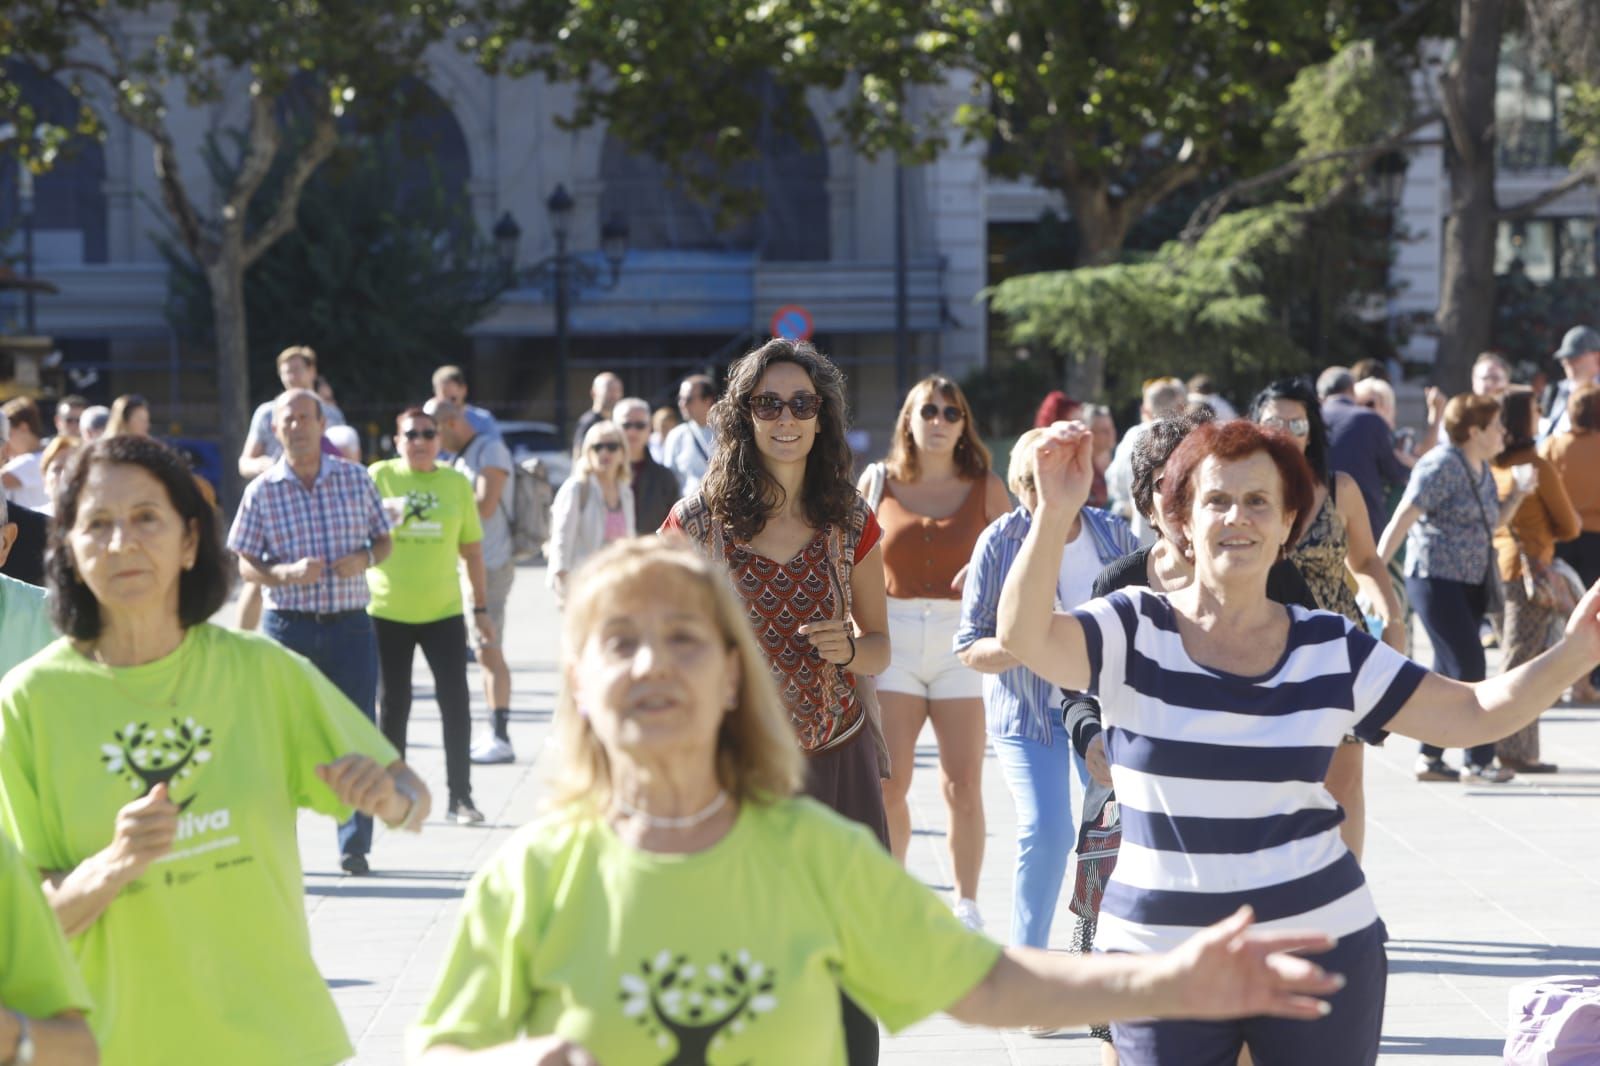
[770,304,814,342]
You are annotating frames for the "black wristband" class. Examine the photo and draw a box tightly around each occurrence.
[840,632,857,668]
[472,606,489,614]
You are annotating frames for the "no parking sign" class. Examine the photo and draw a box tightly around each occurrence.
[770,304,814,342]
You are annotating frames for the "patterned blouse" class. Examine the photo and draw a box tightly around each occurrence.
[662,496,883,753]
[1399,445,1499,584]
[1289,486,1362,623]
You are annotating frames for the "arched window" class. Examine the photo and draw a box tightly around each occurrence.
[0,62,108,264]
[600,80,828,261]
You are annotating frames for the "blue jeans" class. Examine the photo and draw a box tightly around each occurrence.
[1406,576,1497,768]
[990,714,1086,948]
[263,609,379,858]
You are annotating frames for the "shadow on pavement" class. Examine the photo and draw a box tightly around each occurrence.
[1389,939,1600,977]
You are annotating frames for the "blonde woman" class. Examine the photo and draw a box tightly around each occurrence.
[858,376,1009,931]
[410,538,1346,1064]
[548,420,634,604]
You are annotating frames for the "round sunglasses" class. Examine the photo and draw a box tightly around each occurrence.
[749,393,823,421]
[919,403,963,423]
[1259,416,1309,438]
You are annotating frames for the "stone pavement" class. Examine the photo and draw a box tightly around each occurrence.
[297,564,1600,1064]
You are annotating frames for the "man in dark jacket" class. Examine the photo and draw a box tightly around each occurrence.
[614,396,681,533]
[1321,366,1409,541]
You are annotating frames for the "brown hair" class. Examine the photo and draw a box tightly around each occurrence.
[1570,383,1600,433]
[885,376,991,483]
[552,538,805,812]
[105,394,149,438]
[276,345,317,370]
[1159,420,1317,557]
[1443,393,1500,445]
[1,397,43,439]
[394,407,434,432]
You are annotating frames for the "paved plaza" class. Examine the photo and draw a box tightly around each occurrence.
[296,563,1600,1064]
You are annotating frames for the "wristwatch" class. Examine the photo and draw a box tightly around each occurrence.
[3,1011,33,1066]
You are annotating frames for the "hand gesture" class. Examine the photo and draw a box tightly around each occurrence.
[1085,734,1113,787]
[331,551,369,579]
[797,619,856,665]
[1031,422,1094,514]
[105,782,179,885]
[1425,386,1446,421]
[279,557,325,585]
[950,563,971,595]
[1160,907,1342,1021]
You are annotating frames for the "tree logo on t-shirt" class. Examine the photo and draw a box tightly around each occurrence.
[402,490,439,524]
[100,717,213,808]
[618,948,778,1064]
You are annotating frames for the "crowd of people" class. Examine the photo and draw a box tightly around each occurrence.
[3,327,1600,1064]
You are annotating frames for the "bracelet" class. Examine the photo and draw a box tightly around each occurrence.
[385,779,420,831]
[472,606,489,614]
[841,632,857,668]
[365,546,375,568]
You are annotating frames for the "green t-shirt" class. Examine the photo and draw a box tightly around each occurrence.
[0,572,55,678]
[0,831,91,1022]
[366,459,483,624]
[410,797,1002,1063]
[0,624,399,1066]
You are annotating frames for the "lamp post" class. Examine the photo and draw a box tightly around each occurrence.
[493,185,629,437]
[18,161,36,334]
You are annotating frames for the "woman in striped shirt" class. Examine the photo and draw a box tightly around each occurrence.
[998,418,1600,1066]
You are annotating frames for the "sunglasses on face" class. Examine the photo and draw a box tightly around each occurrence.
[919,403,964,423]
[591,441,623,453]
[1259,416,1309,438]
[749,393,823,421]
[403,429,438,441]
[619,420,650,431]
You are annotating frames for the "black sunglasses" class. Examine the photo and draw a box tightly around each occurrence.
[619,420,650,431]
[403,429,438,441]
[749,393,823,421]
[590,440,623,453]
[919,403,964,423]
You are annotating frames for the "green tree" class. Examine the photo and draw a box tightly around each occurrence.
[163,130,503,423]
[3,0,461,504]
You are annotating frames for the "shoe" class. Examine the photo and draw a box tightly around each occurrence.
[448,798,487,825]
[1414,757,1460,782]
[953,898,984,932]
[1464,763,1515,783]
[340,853,370,876]
[1500,758,1557,774]
[470,736,515,764]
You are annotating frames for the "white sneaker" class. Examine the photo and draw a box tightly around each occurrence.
[953,898,984,932]
[470,736,514,764]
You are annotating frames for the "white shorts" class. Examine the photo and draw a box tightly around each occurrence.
[878,597,982,701]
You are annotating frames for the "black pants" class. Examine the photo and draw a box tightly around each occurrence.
[375,614,473,804]
[1406,576,1497,767]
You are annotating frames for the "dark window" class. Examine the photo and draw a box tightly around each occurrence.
[0,62,108,265]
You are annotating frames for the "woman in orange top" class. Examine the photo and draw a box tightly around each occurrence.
[1496,386,1580,770]
[858,376,1010,930]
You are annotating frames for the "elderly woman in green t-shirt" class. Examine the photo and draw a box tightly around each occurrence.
[0,436,432,1066]
[410,538,1343,1064]
[369,407,498,826]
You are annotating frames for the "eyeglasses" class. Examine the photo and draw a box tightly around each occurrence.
[402,429,438,441]
[919,403,964,423]
[619,420,650,431]
[590,441,623,453]
[749,393,823,421]
[1259,416,1309,438]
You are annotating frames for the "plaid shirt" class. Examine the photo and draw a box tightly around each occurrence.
[227,456,391,614]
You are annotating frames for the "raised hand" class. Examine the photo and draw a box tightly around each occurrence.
[106,781,179,885]
[1159,906,1342,1022]
[1030,421,1095,514]
[1562,578,1600,664]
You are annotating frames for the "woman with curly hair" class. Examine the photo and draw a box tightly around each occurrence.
[661,337,890,1062]
[859,376,1010,931]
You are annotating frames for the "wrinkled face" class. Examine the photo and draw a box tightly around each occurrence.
[1182,452,1295,582]
[1257,398,1310,457]
[1472,360,1509,398]
[614,403,651,459]
[432,411,467,453]
[907,387,964,458]
[67,462,198,617]
[568,580,741,764]
[273,393,326,462]
[397,414,440,468]
[278,356,315,392]
[748,362,820,469]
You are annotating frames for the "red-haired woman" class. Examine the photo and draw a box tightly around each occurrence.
[858,376,1010,931]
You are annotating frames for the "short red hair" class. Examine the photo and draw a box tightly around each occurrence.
[1159,420,1316,556]
[1035,390,1081,428]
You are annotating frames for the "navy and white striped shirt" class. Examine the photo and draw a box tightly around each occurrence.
[1070,588,1425,953]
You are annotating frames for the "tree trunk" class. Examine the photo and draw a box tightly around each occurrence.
[1063,183,1129,401]
[1434,0,1505,392]
[206,248,251,512]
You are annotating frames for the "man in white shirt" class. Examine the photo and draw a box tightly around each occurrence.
[0,398,49,510]
[662,374,717,495]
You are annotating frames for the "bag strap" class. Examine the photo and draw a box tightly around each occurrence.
[1450,448,1497,538]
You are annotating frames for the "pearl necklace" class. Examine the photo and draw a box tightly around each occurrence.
[612,790,729,830]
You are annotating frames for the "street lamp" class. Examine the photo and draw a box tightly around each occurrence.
[494,186,629,437]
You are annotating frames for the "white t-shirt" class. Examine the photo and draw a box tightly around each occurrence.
[1056,523,1103,612]
[1,452,47,509]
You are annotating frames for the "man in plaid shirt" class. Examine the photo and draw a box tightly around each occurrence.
[228,388,393,875]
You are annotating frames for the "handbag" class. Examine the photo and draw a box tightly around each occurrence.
[1453,450,1505,616]
[1518,540,1579,615]
[1068,796,1121,923]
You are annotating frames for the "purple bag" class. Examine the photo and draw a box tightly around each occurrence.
[1505,976,1600,1064]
